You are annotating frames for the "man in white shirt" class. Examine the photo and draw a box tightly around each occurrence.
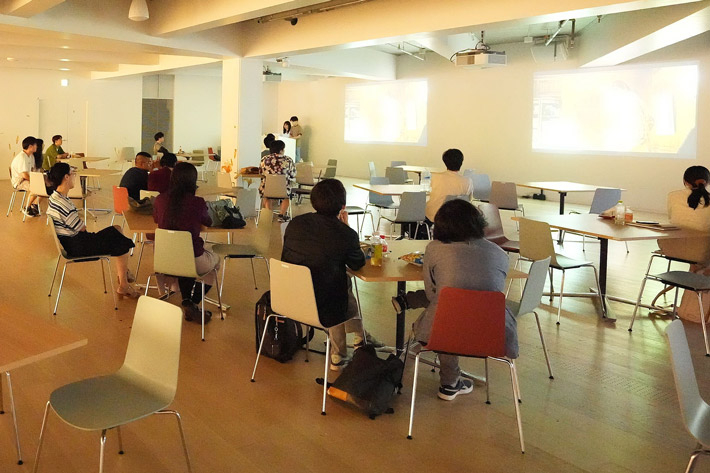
[425,148,473,223]
[10,136,40,217]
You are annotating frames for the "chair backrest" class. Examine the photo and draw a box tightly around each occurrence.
[665,319,708,442]
[67,178,85,199]
[327,159,337,167]
[368,177,394,207]
[427,287,507,358]
[154,229,199,278]
[479,203,506,241]
[390,160,407,168]
[395,191,426,223]
[471,173,492,201]
[190,150,205,164]
[445,194,469,203]
[119,296,183,403]
[140,190,160,200]
[217,172,232,188]
[385,167,408,185]
[368,161,377,178]
[295,163,315,185]
[516,257,552,316]
[589,188,622,215]
[118,147,135,162]
[269,258,322,328]
[462,169,476,180]
[489,181,519,210]
[263,174,289,199]
[322,165,336,179]
[280,221,289,244]
[48,219,69,258]
[29,172,48,197]
[235,187,258,219]
[519,218,558,263]
[112,186,130,215]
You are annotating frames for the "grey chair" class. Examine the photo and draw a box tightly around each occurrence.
[385,167,409,185]
[345,205,374,236]
[390,160,407,168]
[490,181,524,219]
[292,163,315,204]
[665,319,710,473]
[506,257,554,379]
[444,194,470,203]
[315,160,337,181]
[381,191,429,239]
[365,177,398,232]
[564,188,628,252]
[471,173,492,202]
[213,244,270,292]
[368,161,377,178]
[235,187,259,223]
[260,174,291,224]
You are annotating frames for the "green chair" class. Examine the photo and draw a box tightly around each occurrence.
[32,297,192,473]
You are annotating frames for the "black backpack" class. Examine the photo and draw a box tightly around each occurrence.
[254,291,310,363]
[327,345,404,419]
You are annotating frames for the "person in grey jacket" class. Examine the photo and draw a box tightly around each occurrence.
[394,199,518,400]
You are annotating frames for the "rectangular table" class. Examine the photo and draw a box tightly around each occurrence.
[396,165,444,184]
[349,240,526,355]
[1,313,87,465]
[353,183,430,196]
[516,181,622,214]
[519,214,708,320]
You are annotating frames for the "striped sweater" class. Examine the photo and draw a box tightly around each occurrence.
[47,192,83,237]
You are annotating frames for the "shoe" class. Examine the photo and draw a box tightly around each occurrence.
[31,204,39,214]
[182,300,212,324]
[116,285,139,300]
[438,379,474,401]
[354,334,386,350]
[278,214,291,223]
[126,270,136,284]
[392,295,408,313]
[24,207,38,217]
[330,356,350,371]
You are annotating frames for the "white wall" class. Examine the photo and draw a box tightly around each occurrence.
[0,69,142,169]
[173,74,222,153]
[269,33,710,213]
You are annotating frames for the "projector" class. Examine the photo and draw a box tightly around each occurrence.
[454,50,507,68]
[262,71,282,82]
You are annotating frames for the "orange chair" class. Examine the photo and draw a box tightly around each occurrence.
[406,287,524,453]
[111,186,130,228]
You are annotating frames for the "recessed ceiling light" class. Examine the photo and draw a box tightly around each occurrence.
[6,57,16,61]
[60,58,70,62]
[59,68,70,71]
[61,79,68,87]
[61,45,69,49]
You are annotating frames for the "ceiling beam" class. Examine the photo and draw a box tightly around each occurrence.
[0,0,64,17]
[91,56,221,80]
[267,48,396,80]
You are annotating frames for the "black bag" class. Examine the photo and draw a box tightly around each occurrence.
[254,291,308,363]
[206,199,246,229]
[327,345,404,419]
[222,205,246,229]
[128,196,154,214]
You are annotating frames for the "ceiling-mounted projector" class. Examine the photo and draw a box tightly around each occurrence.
[262,70,282,82]
[454,50,507,68]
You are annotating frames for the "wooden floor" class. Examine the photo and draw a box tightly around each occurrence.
[1,174,708,472]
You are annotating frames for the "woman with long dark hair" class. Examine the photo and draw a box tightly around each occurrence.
[153,162,220,321]
[282,120,291,137]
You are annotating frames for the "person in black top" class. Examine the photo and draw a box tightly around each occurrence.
[281,178,379,370]
[119,152,152,201]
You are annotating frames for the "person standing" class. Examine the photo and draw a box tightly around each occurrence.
[289,116,303,162]
[281,121,291,137]
[43,135,69,171]
[11,136,41,217]
[259,140,296,222]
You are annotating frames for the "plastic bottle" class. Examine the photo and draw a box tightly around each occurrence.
[625,206,633,223]
[422,170,431,191]
[380,234,388,253]
[371,241,383,266]
[614,201,626,225]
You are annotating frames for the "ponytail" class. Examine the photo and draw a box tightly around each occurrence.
[684,166,710,210]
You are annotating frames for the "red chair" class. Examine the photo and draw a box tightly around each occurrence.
[406,287,524,453]
[111,186,130,228]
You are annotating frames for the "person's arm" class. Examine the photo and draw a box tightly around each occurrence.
[344,229,366,271]
[64,206,86,233]
[56,146,69,159]
[199,198,212,227]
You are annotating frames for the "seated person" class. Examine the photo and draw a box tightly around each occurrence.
[261,133,275,158]
[259,140,296,222]
[282,179,379,370]
[153,162,220,322]
[394,199,518,400]
[425,148,473,224]
[11,136,41,217]
[658,165,710,264]
[42,135,69,171]
[119,152,152,201]
[148,153,177,194]
[46,162,136,298]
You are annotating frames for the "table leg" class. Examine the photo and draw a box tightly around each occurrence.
[396,281,406,356]
[598,238,614,320]
[559,192,567,214]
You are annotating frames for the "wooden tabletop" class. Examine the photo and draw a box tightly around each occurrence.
[349,239,527,282]
[353,183,430,196]
[516,181,622,193]
[0,312,87,372]
[396,165,445,174]
[77,168,120,177]
[196,186,240,198]
[123,209,238,234]
[520,214,709,242]
[67,156,110,162]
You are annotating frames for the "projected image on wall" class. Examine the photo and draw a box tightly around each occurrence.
[532,63,698,158]
[345,79,427,145]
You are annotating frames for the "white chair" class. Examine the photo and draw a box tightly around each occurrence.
[47,219,116,315]
[665,319,710,473]
[68,177,90,222]
[252,259,349,415]
[471,173,492,202]
[213,243,269,293]
[564,188,628,253]
[6,166,27,216]
[292,162,315,204]
[235,187,259,225]
[365,177,398,232]
[390,160,407,168]
[217,172,233,189]
[146,229,223,341]
[368,161,377,178]
[260,174,290,224]
[385,166,409,185]
[32,297,192,473]
[22,172,50,223]
[381,191,429,239]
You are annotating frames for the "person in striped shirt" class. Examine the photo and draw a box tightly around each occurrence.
[46,162,137,299]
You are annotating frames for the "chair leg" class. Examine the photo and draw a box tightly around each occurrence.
[213,269,224,320]
[100,259,107,294]
[48,256,61,297]
[485,358,490,404]
[144,275,152,296]
[624,241,629,253]
[556,270,566,325]
[201,282,206,341]
[155,410,193,473]
[116,426,124,454]
[262,257,270,278]
[106,259,117,310]
[353,277,364,320]
[5,372,22,465]
[32,401,51,473]
[629,276,650,332]
[135,241,146,280]
[534,312,554,379]
[99,429,107,473]
[53,263,69,315]
[582,235,586,252]
[252,314,277,381]
[548,268,555,303]
[511,359,522,403]
[590,265,606,318]
[219,257,228,299]
[407,352,423,439]
[249,258,258,290]
[508,360,525,453]
[322,335,331,415]
[697,292,710,357]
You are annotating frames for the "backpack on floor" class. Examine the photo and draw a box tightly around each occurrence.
[254,291,310,363]
[327,345,404,419]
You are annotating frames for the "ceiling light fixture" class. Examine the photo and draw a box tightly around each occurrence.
[61,45,70,49]
[59,68,70,71]
[129,0,149,21]
[60,58,70,62]
[60,79,68,87]
[6,57,16,61]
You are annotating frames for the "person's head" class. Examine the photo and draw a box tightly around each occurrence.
[269,140,286,155]
[263,133,275,149]
[311,179,346,217]
[282,121,291,133]
[48,162,75,190]
[433,199,487,243]
[135,152,152,170]
[442,148,464,171]
[683,166,710,210]
[154,132,165,143]
[159,153,177,169]
[22,136,37,153]
[290,116,298,123]
[35,138,44,152]
[52,135,62,146]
